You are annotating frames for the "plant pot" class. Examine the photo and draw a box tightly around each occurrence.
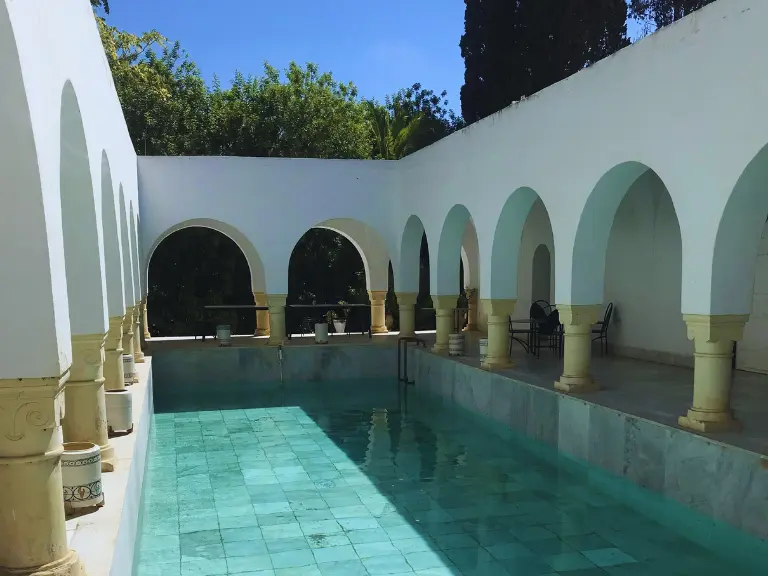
[216,324,232,347]
[62,442,104,511]
[105,389,133,435]
[315,322,329,344]
[479,338,489,361]
[122,353,136,385]
[385,314,394,331]
[449,333,465,357]
[333,320,346,334]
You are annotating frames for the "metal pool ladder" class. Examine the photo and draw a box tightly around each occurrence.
[277,344,284,384]
[397,337,426,385]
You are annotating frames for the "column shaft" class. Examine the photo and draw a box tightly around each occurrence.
[396,292,417,338]
[142,298,151,339]
[464,288,479,331]
[133,304,145,363]
[253,292,270,337]
[64,333,115,472]
[369,291,388,334]
[104,315,126,392]
[555,305,601,393]
[480,299,515,370]
[122,307,137,383]
[267,295,287,346]
[0,373,85,575]
[432,295,457,354]
[678,314,748,433]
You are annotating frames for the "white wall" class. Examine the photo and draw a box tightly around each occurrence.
[739,220,768,373]
[516,200,555,318]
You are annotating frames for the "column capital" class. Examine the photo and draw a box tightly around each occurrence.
[481,298,516,318]
[556,304,601,327]
[465,287,478,298]
[368,290,387,303]
[70,333,107,385]
[267,294,287,308]
[432,295,458,310]
[396,292,418,307]
[252,291,267,298]
[125,305,135,315]
[682,314,749,343]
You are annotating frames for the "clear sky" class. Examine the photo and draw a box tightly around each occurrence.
[103,1,644,118]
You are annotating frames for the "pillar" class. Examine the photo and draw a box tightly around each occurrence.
[0,372,86,576]
[267,294,287,346]
[104,315,126,392]
[397,292,417,338]
[133,304,145,364]
[122,306,137,384]
[432,295,457,354]
[464,288,479,332]
[253,292,270,337]
[142,297,151,340]
[555,304,601,394]
[481,298,516,370]
[369,290,387,334]
[678,314,748,433]
[64,333,115,472]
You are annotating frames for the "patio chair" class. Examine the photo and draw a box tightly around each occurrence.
[532,309,563,358]
[592,302,614,356]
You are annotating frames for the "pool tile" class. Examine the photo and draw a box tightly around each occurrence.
[545,552,596,571]
[443,546,494,568]
[136,561,181,576]
[225,554,273,573]
[180,558,228,576]
[269,548,316,569]
[346,528,391,544]
[485,542,534,560]
[313,544,359,564]
[582,547,637,567]
[354,540,399,558]
[499,556,555,575]
[362,553,412,574]
[307,533,351,549]
[224,539,269,557]
[317,559,369,575]
[265,537,310,553]
[404,550,451,570]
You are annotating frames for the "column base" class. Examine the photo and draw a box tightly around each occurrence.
[678,409,742,433]
[134,351,145,364]
[431,343,449,355]
[371,326,388,334]
[463,324,478,332]
[100,443,116,473]
[555,375,599,394]
[255,328,270,337]
[267,338,286,347]
[3,549,86,576]
[481,357,514,371]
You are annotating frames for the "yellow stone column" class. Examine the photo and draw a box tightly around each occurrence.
[267,294,287,346]
[0,372,86,576]
[464,288,479,332]
[122,306,137,384]
[142,297,151,340]
[369,290,388,334]
[481,298,516,370]
[678,314,749,433]
[104,315,126,392]
[396,292,417,338]
[555,304,601,393]
[64,333,115,472]
[133,304,145,364]
[253,292,270,336]
[432,295,457,355]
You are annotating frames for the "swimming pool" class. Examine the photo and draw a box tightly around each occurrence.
[135,379,767,575]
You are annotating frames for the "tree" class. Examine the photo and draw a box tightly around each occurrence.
[460,0,629,123]
[91,0,109,14]
[629,0,714,33]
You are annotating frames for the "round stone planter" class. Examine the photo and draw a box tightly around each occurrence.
[449,333,465,357]
[315,322,329,344]
[105,389,133,435]
[216,324,231,347]
[122,353,136,386]
[62,442,104,511]
[479,338,489,362]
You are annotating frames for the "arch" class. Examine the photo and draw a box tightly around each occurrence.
[435,204,476,295]
[570,161,681,304]
[145,218,266,294]
[60,80,108,335]
[532,244,552,303]
[711,143,768,315]
[119,187,135,308]
[129,202,141,304]
[0,3,67,377]
[489,187,543,298]
[101,152,125,318]
[398,215,427,293]
[461,218,480,290]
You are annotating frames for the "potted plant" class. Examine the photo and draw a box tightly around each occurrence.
[329,302,347,334]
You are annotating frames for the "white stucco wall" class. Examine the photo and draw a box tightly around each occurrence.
[738,220,768,373]
[516,200,556,318]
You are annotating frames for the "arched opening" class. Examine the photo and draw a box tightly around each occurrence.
[119,188,135,311]
[532,244,551,304]
[147,228,254,336]
[100,153,125,319]
[398,215,434,330]
[578,162,687,361]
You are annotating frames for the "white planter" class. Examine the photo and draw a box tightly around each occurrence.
[62,442,104,510]
[216,324,231,347]
[333,320,346,334]
[315,322,329,344]
[122,353,136,385]
[479,338,489,361]
[449,333,465,357]
[105,389,133,435]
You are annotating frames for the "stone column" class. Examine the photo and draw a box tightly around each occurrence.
[0,372,86,576]
[369,290,388,334]
[464,288,479,332]
[64,333,115,472]
[253,292,270,337]
[555,304,601,393]
[267,294,287,346]
[133,304,145,364]
[122,306,137,384]
[104,315,126,392]
[678,314,749,433]
[396,292,417,338]
[481,298,516,370]
[432,295,457,355]
[142,297,151,340]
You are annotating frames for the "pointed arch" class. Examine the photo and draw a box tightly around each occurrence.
[435,204,476,295]
[397,215,427,294]
[119,187,135,308]
[101,152,125,317]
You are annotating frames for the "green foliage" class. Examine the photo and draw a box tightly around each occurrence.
[91,0,109,14]
[460,0,629,123]
[629,0,714,32]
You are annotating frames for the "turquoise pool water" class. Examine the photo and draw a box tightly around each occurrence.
[136,380,766,576]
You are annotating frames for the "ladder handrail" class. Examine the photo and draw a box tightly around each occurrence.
[397,336,426,385]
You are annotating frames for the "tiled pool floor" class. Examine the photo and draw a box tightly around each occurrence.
[136,381,765,576]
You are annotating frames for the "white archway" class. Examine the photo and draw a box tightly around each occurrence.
[532,244,552,304]
[119,187,136,309]
[434,204,477,296]
[397,215,428,294]
[101,152,125,318]
[129,202,141,305]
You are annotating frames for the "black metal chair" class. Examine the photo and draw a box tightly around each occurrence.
[532,309,563,358]
[592,302,614,355]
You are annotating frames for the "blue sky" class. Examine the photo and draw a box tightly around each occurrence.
[104,1,643,117]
